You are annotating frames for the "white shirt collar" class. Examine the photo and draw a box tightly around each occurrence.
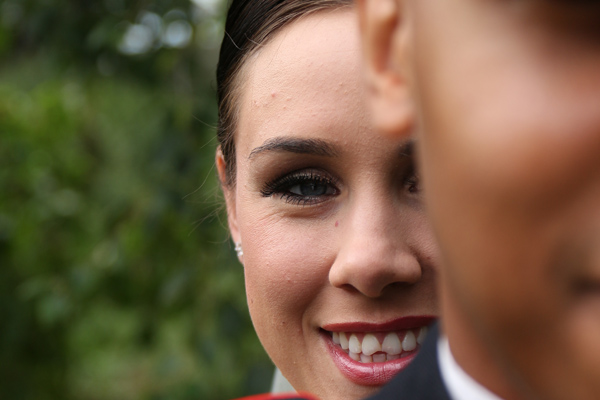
[437,335,504,400]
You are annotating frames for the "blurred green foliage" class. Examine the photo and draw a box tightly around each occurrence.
[0,1,273,399]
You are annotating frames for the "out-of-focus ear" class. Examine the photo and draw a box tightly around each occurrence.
[357,0,413,138]
[216,147,241,246]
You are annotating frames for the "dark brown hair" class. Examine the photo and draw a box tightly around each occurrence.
[216,0,352,186]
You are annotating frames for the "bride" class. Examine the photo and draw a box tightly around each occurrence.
[215,1,440,399]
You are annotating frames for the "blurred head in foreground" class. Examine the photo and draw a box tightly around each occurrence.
[215,1,441,399]
[359,0,600,399]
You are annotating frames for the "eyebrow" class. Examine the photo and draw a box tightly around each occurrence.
[248,137,339,159]
[248,136,415,161]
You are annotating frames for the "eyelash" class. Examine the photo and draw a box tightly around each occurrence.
[261,170,339,206]
[404,166,420,194]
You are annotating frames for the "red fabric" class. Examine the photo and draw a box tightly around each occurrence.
[232,392,319,400]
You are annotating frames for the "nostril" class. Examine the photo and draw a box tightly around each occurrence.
[335,283,364,294]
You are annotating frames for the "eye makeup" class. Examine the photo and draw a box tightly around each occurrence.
[260,168,340,206]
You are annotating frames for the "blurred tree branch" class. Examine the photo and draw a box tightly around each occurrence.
[0,1,273,399]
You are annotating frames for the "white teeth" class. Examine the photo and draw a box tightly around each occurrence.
[349,334,362,354]
[331,327,426,362]
[417,327,428,345]
[340,332,349,350]
[361,334,381,356]
[360,354,373,363]
[381,332,402,355]
[332,331,340,345]
[402,331,417,351]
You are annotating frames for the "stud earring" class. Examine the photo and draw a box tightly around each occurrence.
[234,242,243,258]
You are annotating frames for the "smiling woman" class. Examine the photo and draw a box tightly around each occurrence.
[214,1,440,399]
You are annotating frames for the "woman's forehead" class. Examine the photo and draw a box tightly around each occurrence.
[243,9,361,97]
[236,10,366,150]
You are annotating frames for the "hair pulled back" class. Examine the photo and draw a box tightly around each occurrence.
[216,0,352,186]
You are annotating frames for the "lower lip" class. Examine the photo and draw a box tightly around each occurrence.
[322,332,418,386]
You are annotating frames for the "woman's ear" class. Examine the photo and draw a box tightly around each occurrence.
[357,0,414,138]
[216,147,241,245]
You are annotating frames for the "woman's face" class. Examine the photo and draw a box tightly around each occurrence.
[219,9,438,400]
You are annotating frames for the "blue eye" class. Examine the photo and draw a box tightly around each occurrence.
[288,181,335,197]
[261,169,339,206]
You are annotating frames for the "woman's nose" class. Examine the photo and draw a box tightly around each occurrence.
[328,199,422,298]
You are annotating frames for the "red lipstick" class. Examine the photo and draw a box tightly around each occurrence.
[322,316,436,386]
[322,316,436,333]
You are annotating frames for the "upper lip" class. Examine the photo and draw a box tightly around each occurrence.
[321,315,437,332]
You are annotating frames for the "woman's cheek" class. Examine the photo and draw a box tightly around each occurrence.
[243,218,335,327]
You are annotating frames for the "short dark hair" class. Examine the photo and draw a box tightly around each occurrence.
[216,0,352,186]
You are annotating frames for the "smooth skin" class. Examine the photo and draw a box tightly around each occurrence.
[217,9,439,400]
[359,0,600,399]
